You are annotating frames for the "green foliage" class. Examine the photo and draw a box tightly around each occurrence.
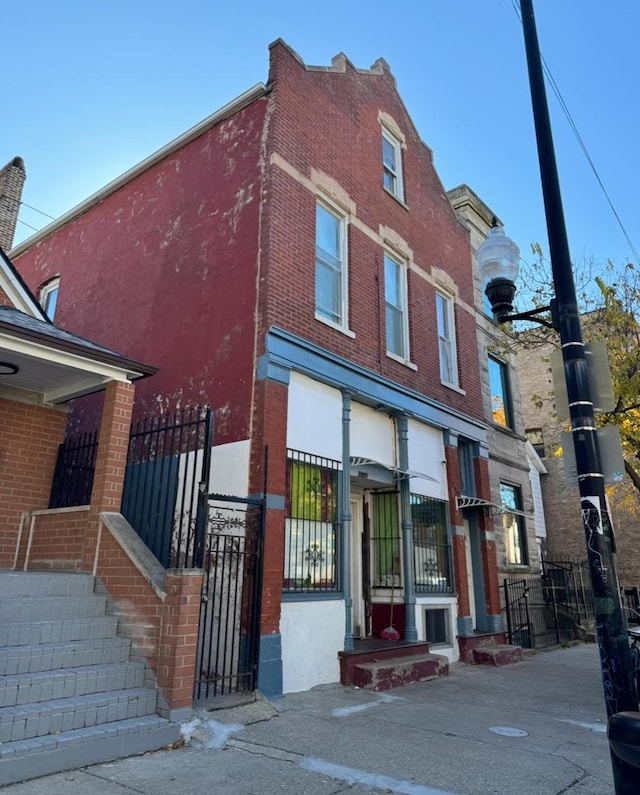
[515,250,640,501]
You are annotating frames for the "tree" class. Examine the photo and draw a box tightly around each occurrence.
[510,248,640,501]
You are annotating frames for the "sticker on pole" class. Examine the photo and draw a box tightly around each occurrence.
[582,496,603,535]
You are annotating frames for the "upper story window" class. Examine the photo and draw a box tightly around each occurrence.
[315,201,348,329]
[436,292,458,387]
[39,277,60,321]
[457,439,476,498]
[382,128,404,201]
[488,355,513,429]
[500,482,528,566]
[384,251,409,360]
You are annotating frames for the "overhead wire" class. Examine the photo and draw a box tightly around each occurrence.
[511,0,640,267]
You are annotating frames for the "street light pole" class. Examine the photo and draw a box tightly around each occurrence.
[517,1,639,790]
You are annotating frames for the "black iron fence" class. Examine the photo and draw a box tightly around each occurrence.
[502,560,593,649]
[49,406,213,568]
[49,430,98,508]
[195,495,264,702]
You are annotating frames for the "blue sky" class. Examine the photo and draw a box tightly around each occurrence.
[5,1,639,282]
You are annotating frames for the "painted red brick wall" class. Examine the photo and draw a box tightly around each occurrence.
[0,397,66,567]
[14,100,268,444]
[257,42,484,420]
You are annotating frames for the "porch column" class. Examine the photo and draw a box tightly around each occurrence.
[397,414,417,642]
[341,390,353,652]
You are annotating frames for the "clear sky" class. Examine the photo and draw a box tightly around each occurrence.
[5,1,639,282]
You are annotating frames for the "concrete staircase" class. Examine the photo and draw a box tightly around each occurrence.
[0,571,181,786]
[339,642,449,691]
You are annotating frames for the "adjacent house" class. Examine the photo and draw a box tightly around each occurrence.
[11,41,518,699]
[448,185,546,580]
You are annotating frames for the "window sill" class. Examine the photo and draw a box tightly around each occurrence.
[441,380,465,395]
[383,187,409,210]
[386,351,417,371]
[282,591,343,602]
[315,314,356,338]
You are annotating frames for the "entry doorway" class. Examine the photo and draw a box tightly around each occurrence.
[463,516,487,632]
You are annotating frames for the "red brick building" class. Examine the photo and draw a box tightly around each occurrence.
[12,41,509,695]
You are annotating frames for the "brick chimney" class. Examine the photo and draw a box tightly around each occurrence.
[0,157,26,251]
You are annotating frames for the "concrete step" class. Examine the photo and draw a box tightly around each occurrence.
[473,644,523,666]
[0,715,180,786]
[0,594,108,622]
[352,653,449,691]
[0,662,146,707]
[0,687,159,743]
[0,572,95,597]
[0,637,131,676]
[0,615,119,647]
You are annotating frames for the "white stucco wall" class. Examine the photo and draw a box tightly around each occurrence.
[287,372,342,459]
[210,439,251,496]
[414,595,459,663]
[350,402,395,465]
[280,599,345,693]
[407,419,448,500]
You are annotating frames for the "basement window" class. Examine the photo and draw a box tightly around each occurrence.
[424,606,451,646]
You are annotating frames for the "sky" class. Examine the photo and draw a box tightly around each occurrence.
[4,1,639,285]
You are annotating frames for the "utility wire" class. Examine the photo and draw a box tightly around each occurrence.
[19,200,55,221]
[511,0,640,267]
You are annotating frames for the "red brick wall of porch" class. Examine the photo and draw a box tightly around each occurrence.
[11,381,201,717]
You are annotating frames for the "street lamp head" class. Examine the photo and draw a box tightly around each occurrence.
[476,221,521,322]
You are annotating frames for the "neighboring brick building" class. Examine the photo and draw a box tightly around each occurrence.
[12,41,513,696]
[448,186,545,590]
[517,338,640,589]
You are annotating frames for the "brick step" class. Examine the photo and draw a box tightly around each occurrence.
[0,714,180,786]
[0,594,108,622]
[0,637,131,676]
[0,572,95,598]
[352,653,449,691]
[0,687,159,743]
[0,616,119,648]
[0,662,146,707]
[472,644,523,666]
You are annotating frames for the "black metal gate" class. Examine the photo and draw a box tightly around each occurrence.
[194,494,264,703]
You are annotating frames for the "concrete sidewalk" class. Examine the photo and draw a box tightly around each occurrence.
[3,643,615,795]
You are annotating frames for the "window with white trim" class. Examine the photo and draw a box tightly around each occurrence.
[500,482,528,566]
[40,277,60,321]
[384,251,409,360]
[382,128,403,200]
[436,292,458,386]
[315,201,347,328]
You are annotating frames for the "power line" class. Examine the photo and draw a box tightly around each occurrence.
[19,200,55,221]
[511,0,640,267]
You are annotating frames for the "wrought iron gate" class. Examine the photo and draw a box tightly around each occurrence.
[194,494,264,702]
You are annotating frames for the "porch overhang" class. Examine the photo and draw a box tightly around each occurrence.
[350,456,438,485]
[455,495,529,518]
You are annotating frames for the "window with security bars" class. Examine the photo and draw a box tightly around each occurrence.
[411,494,453,593]
[371,492,402,587]
[283,450,341,593]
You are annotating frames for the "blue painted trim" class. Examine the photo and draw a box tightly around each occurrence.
[264,493,285,510]
[256,354,291,385]
[282,591,344,602]
[457,615,474,636]
[264,326,488,443]
[257,633,283,698]
[487,614,505,633]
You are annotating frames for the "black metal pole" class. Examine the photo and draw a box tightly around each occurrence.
[518,1,639,791]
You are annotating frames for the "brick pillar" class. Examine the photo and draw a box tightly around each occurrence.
[249,375,288,697]
[156,570,202,720]
[84,380,134,568]
[446,445,472,624]
[474,456,503,629]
